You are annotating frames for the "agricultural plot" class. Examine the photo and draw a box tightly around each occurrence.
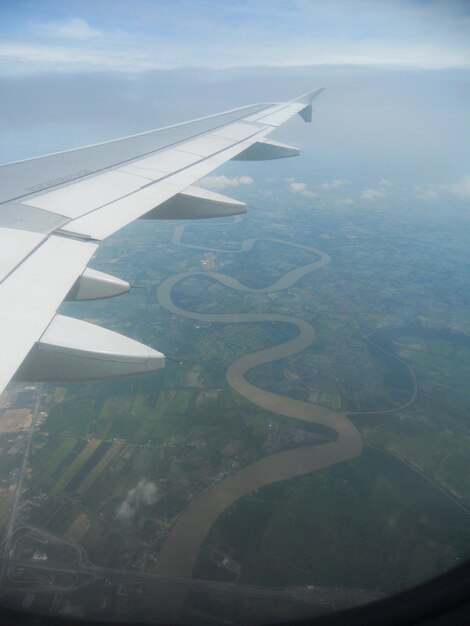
[54,439,101,492]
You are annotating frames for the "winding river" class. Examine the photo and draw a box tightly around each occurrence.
[152,223,362,581]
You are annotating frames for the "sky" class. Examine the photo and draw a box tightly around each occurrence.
[1,0,470,74]
[0,0,469,208]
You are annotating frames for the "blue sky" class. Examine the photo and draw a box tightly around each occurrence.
[0,0,469,74]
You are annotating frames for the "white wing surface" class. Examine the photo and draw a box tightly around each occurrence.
[0,87,324,395]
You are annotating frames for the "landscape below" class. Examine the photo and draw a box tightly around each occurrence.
[0,190,469,623]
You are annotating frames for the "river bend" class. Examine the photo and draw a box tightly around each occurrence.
[153,224,362,579]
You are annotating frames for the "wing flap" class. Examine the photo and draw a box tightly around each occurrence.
[23,170,151,218]
[119,148,200,178]
[16,120,266,226]
[58,135,266,240]
[212,121,260,141]
[0,228,46,282]
[176,135,237,157]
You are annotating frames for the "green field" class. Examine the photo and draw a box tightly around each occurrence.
[362,329,470,500]
[200,449,470,593]
[130,394,158,420]
[168,389,194,414]
[41,436,78,482]
[76,443,122,495]
[54,439,101,492]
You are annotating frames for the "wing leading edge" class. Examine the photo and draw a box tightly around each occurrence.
[0,86,324,396]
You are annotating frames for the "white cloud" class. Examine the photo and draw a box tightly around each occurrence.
[116,480,159,523]
[0,42,153,74]
[336,198,355,206]
[2,2,469,75]
[289,181,315,197]
[200,175,254,191]
[361,188,386,201]
[290,182,308,193]
[3,38,465,76]
[41,18,102,41]
[415,176,470,201]
[320,179,347,190]
[378,178,393,187]
[449,175,470,199]
[416,188,440,200]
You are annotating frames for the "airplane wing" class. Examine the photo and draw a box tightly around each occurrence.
[0,87,324,395]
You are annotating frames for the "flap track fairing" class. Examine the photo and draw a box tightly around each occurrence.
[16,315,165,382]
[66,268,130,301]
[141,185,246,220]
[233,139,299,161]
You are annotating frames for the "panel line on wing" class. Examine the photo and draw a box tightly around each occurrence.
[59,136,269,240]
[0,229,47,287]
[0,105,270,207]
[39,127,269,231]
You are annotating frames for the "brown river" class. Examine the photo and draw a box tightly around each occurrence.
[152,224,362,583]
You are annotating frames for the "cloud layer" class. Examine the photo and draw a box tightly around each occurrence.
[449,175,470,199]
[1,1,469,74]
[200,175,254,191]
[289,181,315,197]
[0,64,468,193]
[361,188,386,201]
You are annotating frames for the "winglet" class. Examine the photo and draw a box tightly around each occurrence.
[293,87,325,123]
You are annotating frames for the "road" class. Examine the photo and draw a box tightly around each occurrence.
[0,385,43,589]
[0,556,383,612]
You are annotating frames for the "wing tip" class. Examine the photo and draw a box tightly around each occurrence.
[293,87,325,123]
[293,87,325,106]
